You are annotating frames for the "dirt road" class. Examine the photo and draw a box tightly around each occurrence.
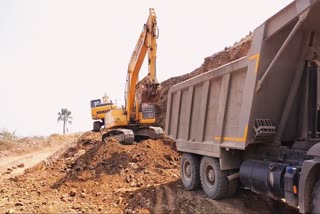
[0,146,64,178]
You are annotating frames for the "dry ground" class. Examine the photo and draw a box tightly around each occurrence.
[0,132,298,214]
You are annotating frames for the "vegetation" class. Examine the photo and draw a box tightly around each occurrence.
[57,108,72,135]
[0,128,18,141]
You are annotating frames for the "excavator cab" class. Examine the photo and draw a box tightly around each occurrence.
[90,97,117,132]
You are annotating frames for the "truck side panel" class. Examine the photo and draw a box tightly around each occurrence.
[166,58,249,155]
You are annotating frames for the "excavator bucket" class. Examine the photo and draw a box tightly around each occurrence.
[145,82,160,96]
[136,77,160,104]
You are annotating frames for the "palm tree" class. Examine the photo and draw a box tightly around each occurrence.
[57,108,72,134]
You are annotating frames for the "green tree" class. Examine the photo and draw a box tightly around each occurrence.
[57,108,72,134]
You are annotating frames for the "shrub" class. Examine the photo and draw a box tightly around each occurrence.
[0,129,18,141]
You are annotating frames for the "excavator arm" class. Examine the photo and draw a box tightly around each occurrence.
[101,8,163,144]
[125,8,159,122]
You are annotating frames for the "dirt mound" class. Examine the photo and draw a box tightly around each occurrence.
[0,132,180,213]
[153,33,252,128]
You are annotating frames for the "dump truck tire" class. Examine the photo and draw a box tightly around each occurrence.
[312,180,320,213]
[180,153,201,190]
[200,157,228,199]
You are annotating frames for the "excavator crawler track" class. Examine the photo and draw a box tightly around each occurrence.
[101,126,163,145]
[135,126,164,140]
[102,129,135,145]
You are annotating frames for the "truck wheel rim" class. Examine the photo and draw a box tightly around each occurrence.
[183,161,191,180]
[205,165,215,187]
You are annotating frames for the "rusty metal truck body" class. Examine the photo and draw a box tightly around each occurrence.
[165,0,320,212]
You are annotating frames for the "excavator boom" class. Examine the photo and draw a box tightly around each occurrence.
[126,8,158,122]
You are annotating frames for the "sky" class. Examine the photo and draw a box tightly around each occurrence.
[0,0,293,137]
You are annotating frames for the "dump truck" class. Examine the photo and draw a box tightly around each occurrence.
[165,0,320,213]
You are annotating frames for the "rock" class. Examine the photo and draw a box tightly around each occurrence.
[164,154,174,161]
[5,208,15,214]
[169,160,176,165]
[15,202,24,206]
[12,166,17,169]
[68,197,74,202]
[74,150,86,158]
[128,163,138,169]
[117,196,123,205]
[17,163,24,168]
[17,163,25,168]
[95,192,102,196]
[130,181,137,187]
[136,182,143,187]
[71,204,81,210]
[9,177,19,182]
[80,192,86,198]
[69,189,77,197]
[125,175,133,183]
[125,208,133,214]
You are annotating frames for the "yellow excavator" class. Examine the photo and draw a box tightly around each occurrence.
[90,94,117,132]
[101,8,163,144]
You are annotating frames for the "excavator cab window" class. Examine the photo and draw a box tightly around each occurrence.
[141,103,155,119]
[90,99,101,108]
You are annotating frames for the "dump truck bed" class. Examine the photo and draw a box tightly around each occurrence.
[165,0,320,157]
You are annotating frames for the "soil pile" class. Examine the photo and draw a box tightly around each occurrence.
[0,132,180,213]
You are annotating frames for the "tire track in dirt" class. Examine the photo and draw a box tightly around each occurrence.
[154,185,176,213]
[163,185,175,213]
[154,186,164,213]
